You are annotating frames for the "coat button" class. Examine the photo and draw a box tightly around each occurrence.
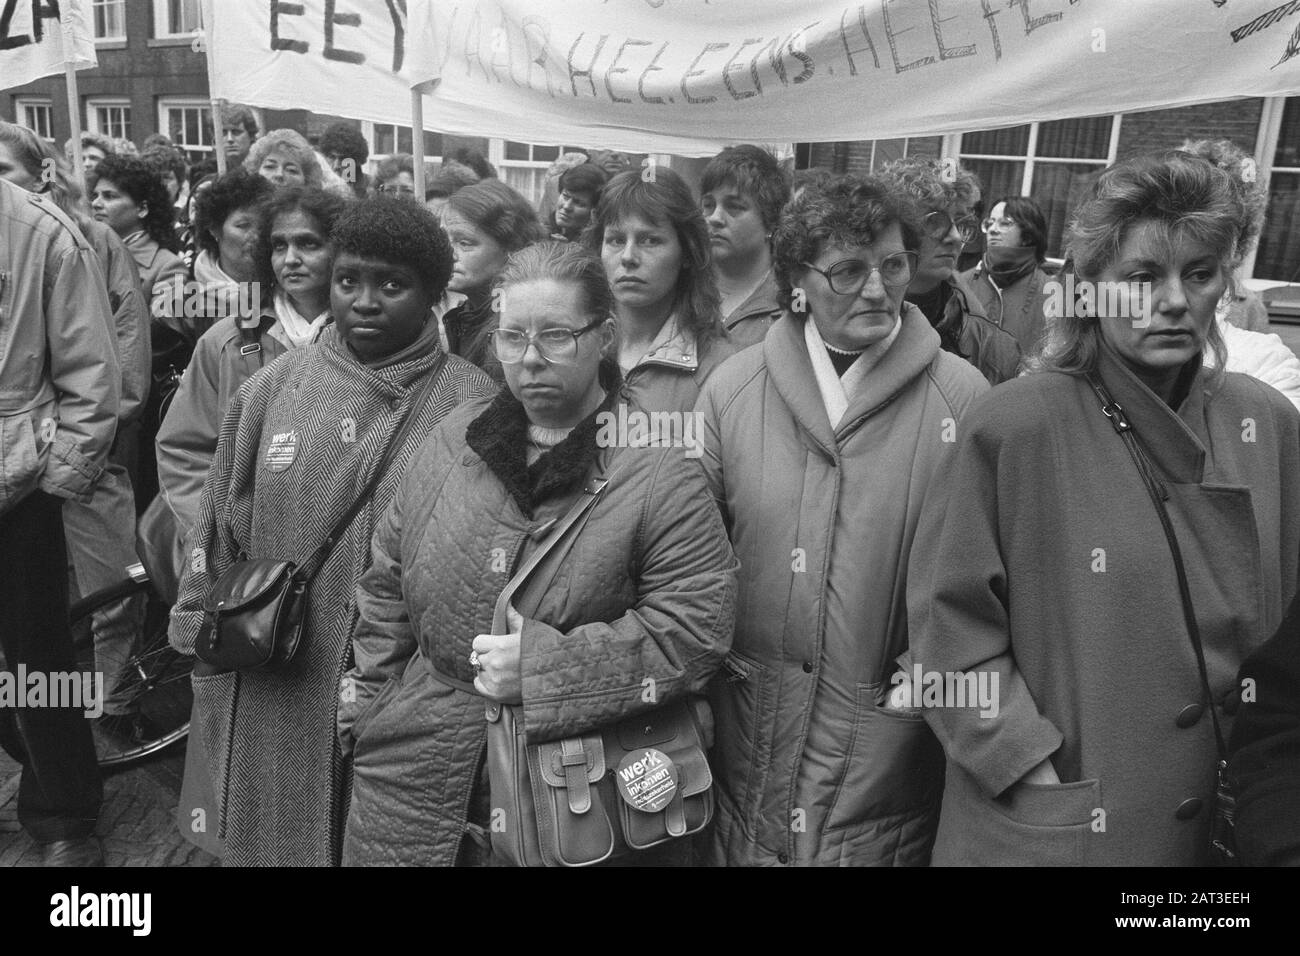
[802,661,813,674]
[1175,798,1204,820]
[777,851,789,864]
[1175,703,1204,728]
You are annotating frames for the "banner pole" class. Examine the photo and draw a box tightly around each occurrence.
[60,13,85,198]
[199,0,227,175]
[411,87,426,199]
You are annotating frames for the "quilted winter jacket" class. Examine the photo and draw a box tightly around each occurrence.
[722,270,782,350]
[340,393,738,866]
[694,306,989,865]
[0,179,118,516]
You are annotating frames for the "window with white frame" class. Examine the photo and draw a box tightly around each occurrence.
[366,123,444,164]
[159,99,212,163]
[93,0,126,40]
[857,136,943,172]
[15,99,54,141]
[1253,96,1300,282]
[153,0,201,38]
[954,115,1121,257]
[490,140,593,207]
[88,99,132,142]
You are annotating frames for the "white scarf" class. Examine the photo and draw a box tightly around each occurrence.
[192,249,254,320]
[270,288,330,349]
[803,315,901,430]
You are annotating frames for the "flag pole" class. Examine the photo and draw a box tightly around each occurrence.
[60,13,85,197]
[199,0,226,175]
[411,86,426,199]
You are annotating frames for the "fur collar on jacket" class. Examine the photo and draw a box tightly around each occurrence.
[466,386,617,518]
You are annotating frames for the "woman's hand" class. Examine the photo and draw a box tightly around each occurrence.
[472,605,524,703]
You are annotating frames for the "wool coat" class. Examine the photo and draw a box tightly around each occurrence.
[168,326,495,866]
[907,342,1300,866]
[694,307,989,865]
[339,390,738,866]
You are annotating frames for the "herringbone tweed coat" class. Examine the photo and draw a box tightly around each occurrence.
[169,325,495,866]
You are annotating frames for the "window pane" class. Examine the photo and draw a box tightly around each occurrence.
[962,125,1030,157]
[397,127,413,155]
[1030,162,1107,258]
[905,136,943,162]
[423,131,444,156]
[504,141,530,162]
[533,145,560,163]
[1255,172,1300,280]
[501,166,544,206]
[1036,116,1112,160]
[375,125,396,155]
[94,0,125,38]
[871,138,907,170]
[963,158,1024,210]
[1274,97,1300,168]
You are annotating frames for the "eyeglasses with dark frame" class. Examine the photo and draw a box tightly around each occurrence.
[489,316,607,365]
[923,210,980,243]
[801,251,921,294]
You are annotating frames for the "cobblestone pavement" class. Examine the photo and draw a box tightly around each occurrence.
[0,742,219,867]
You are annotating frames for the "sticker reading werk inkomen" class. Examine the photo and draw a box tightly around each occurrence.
[615,747,679,813]
[263,429,298,472]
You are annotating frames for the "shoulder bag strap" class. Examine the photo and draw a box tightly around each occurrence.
[294,352,448,583]
[1083,372,1228,766]
[489,465,616,635]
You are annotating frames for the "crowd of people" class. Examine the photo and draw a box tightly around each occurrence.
[1,101,1299,868]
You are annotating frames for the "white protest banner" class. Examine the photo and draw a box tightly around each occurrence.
[204,0,415,129]
[408,0,1300,156]
[0,0,97,91]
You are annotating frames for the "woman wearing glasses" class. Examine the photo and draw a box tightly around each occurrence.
[695,175,988,866]
[371,154,418,201]
[961,196,1054,358]
[441,180,545,383]
[587,168,736,415]
[340,241,737,865]
[879,158,1022,385]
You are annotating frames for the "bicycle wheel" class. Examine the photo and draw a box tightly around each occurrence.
[70,563,194,768]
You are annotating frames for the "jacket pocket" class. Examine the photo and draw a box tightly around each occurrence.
[825,684,945,831]
[350,677,402,751]
[0,412,43,517]
[934,763,1101,866]
[190,669,240,838]
[708,648,777,834]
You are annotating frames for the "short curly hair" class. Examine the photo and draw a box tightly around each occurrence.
[92,154,178,252]
[194,167,276,260]
[877,156,981,214]
[318,122,368,166]
[1180,138,1266,264]
[243,128,323,188]
[772,174,922,312]
[141,145,187,190]
[255,186,352,291]
[330,196,454,301]
[700,145,791,232]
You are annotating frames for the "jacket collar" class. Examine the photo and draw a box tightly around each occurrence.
[465,387,616,518]
[1091,339,1208,484]
[764,302,941,454]
[724,269,782,329]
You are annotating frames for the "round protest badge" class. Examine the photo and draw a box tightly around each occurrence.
[615,748,679,813]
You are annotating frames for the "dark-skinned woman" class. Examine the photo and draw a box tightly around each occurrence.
[340,241,737,866]
[169,198,496,866]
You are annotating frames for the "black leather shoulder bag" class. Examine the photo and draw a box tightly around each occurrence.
[194,355,446,672]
